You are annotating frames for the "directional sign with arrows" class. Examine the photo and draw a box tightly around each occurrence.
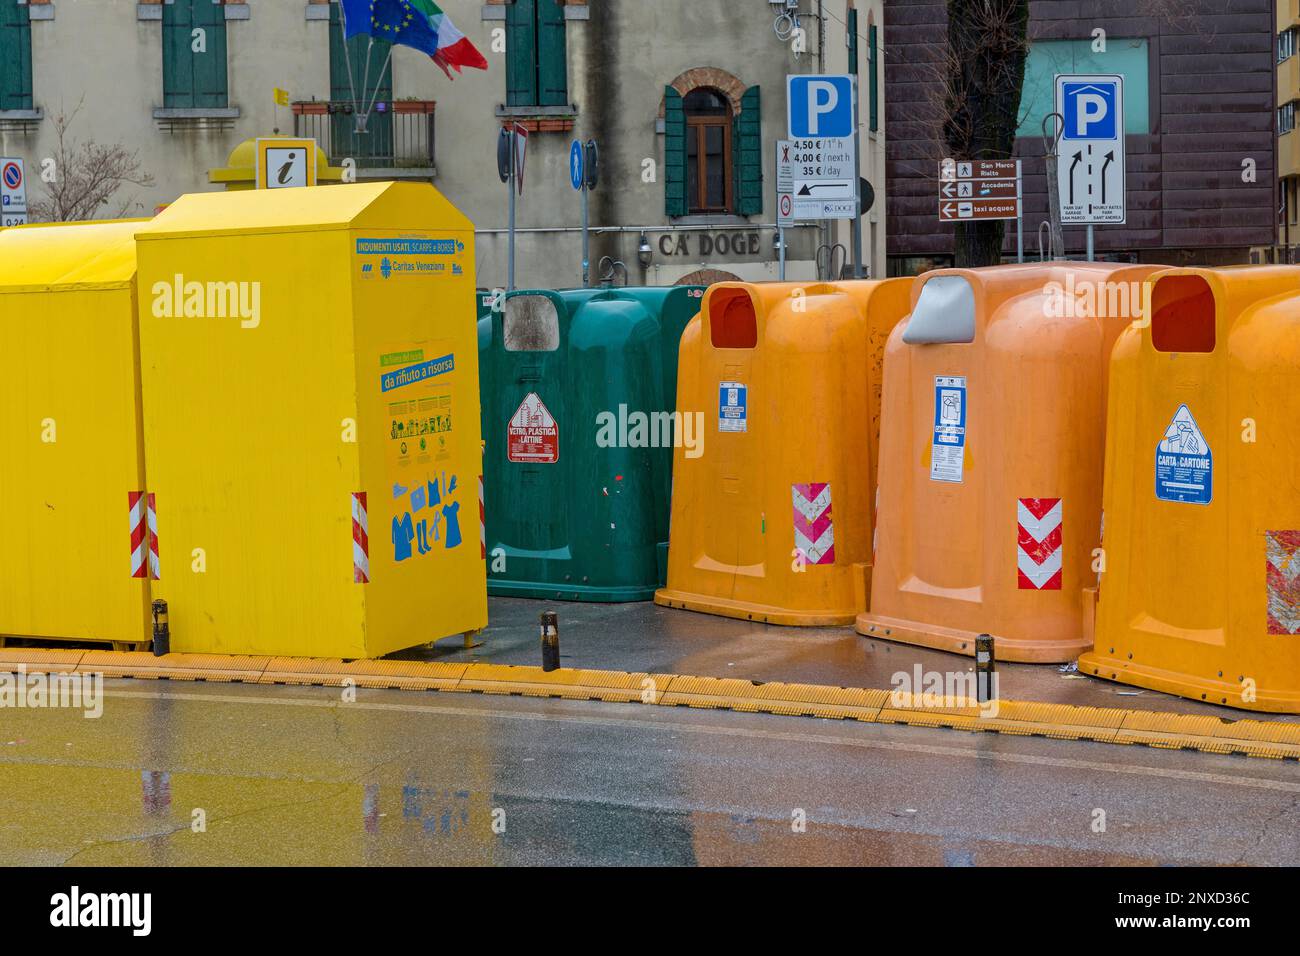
[937,158,1021,222]
[1055,73,1126,225]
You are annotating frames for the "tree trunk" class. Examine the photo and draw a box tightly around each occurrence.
[942,0,1030,268]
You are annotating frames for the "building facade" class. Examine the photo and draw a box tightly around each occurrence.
[886,0,1277,273]
[0,0,886,288]
[1279,0,1300,255]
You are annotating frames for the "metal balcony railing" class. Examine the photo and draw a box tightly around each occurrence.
[292,99,436,171]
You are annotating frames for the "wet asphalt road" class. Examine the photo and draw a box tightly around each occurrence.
[3,677,1299,866]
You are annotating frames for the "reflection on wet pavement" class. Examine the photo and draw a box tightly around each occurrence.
[3,681,1296,866]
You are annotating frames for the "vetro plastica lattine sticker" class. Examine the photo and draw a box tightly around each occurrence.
[508,392,559,464]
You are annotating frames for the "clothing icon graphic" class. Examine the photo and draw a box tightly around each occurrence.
[392,512,414,562]
[442,500,462,549]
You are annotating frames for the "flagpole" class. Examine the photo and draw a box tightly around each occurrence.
[358,38,375,132]
[361,47,396,121]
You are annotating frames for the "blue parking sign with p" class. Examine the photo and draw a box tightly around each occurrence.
[1061,80,1118,139]
[787,75,854,138]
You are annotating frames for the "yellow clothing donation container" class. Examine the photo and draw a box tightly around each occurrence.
[858,262,1162,662]
[133,182,486,658]
[655,279,913,625]
[0,220,154,645]
[1081,267,1300,712]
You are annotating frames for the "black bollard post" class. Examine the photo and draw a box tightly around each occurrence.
[975,633,995,704]
[151,599,170,657]
[540,610,560,672]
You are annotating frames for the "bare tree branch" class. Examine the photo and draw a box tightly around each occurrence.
[28,99,156,223]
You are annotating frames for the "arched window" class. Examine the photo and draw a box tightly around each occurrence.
[664,75,761,220]
[684,88,732,214]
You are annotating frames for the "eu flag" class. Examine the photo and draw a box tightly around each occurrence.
[339,0,440,58]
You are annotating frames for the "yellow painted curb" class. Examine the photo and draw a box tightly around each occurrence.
[4,649,1300,759]
[458,663,672,703]
[260,657,467,691]
[659,676,888,720]
[77,651,270,684]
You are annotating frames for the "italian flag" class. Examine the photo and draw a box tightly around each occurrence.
[415,0,489,78]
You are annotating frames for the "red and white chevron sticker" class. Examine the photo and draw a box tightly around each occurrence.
[352,492,370,584]
[792,482,835,566]
[1266,531,1300,634]
[478,474,486,560]
[1017,497,1062,590]
[128,491,160,580]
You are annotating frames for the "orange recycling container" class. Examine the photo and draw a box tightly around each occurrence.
[858,262,1163,662]
[1081,267,1300,712]
[654,279,913,625]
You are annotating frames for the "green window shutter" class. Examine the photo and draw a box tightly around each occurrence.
[732,111,741,215]
[162,0,196,109]
[0,0,33,111]
[329,2,348,100]
[868,25,878,133]
[537,0,568,107]
[664,86,687,217]
[735,85,762,216]
[192,0,229,109]
[163,0,228,109]
[506,0,538,107]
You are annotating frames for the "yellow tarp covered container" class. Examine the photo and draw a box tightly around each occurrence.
[133,182,486,657]
[0,220,154,644]
[859,263,1161,663]
[1081,267,1300,712]
[654,279,913,625]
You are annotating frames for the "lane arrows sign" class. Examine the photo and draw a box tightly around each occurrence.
[1055,74,1126,225]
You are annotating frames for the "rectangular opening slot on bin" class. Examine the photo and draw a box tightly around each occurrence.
[709,288,758,349]
[504,295,561,352]
[901,275,975,345]
[1151,275,1215,354]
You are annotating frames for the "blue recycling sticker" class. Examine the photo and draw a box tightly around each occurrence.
[930,375,967,483]
[719,381,747,433]
[1155,404,1212,505]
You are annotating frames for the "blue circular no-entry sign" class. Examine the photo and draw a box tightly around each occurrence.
[569,140,584,191]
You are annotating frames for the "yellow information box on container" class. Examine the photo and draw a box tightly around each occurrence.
[1081,267,1300,712]
[655,279,913,625]
[0,220,154,645]
[858,262,1162,663]
[133,182,486,658]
